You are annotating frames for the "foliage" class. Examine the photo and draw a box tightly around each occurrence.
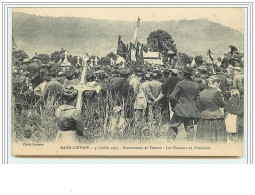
[179,52,192,65]
[100,56,111,66]
[107,52,117,61]
[37,54,50,64]
[194,55,204,66]
[142,45,149,53]
[12,93,187,143]
[12,49,29,61]
[147,30,177,53]
[50,51,62,62]
[68,54,72,63]
[70,56,78,66]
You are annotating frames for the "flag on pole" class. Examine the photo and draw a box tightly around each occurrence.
[126,44,131,62]
[140,44,144,65]
[130,42,136,62]
[117,35,127,59]
[132,17,141,45]
[135,42,140,62]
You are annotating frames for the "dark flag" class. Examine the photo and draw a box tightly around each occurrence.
[126,44,131,62]
[140,44,144,65]
[117,35,127,59]
[135,42,140,63]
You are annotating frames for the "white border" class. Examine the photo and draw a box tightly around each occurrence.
[1,1,253,164]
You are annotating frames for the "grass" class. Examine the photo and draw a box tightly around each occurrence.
[12,93,186,143]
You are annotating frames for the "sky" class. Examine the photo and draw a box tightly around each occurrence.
[13,7,244,33]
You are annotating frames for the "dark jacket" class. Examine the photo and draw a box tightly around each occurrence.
[161,75,182,103]
[170,78,200,117]
[109,78,134,106]
[43,79,64,101]
[215,73,229,95]
[197,87,225,119]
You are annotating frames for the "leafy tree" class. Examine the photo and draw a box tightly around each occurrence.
[68,54,72,63]
[195,55,204,66]
[12,49,29,61]
[50,51,62,62]
[37,54,50,64]
[70,56,78,66]
[147,30,177,53]
[142,45,149,53]
[100,56,111,66]
[107,52,117,61]
[179,52,192,65]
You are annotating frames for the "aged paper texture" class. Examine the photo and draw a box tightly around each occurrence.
[11,7,244,156]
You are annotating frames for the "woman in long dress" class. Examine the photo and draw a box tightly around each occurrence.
[196,76,227,142]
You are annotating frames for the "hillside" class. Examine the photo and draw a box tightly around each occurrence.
[12,12,244,58]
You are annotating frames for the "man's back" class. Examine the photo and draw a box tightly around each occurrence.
[43,79,64,101]
[161,76,182,99]
[129,76,140,95]
[170,78,200,117]
[216,73,229,94]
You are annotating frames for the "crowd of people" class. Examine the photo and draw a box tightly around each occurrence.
[12,51,244,144]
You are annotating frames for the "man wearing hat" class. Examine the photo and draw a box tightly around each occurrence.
[110,69,134,116]
[159,69,170,83]
[55,87,84,144]
[43,71,64,107]
[215,67,229,98]
[34,74,51,97]
[156,69,182,123]
[12,72,32,114]
[140,73,156,118]
[169,66,200,141]
[129,69,142,95]
[232,66,244,90]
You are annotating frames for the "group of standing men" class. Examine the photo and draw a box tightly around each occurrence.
[12,54,244,143]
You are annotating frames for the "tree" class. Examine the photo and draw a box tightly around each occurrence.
[107,52,117,61]
[37,54,50,64]
[179,52,192,65]
[50,51,62,62]
[147,30,177,53]
[12,49,29,61]
[195,55,204,66]
[100,56,111,66]
[68,54,72,63]
[70,56,78,66]
[142,45,149,53]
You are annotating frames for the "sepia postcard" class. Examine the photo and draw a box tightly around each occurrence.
[11,7,245,156]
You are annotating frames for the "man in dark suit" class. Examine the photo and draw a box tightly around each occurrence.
[169,66,200,141]
[109,69,134,118]
[155,69,182,123]
[215,67,229,98]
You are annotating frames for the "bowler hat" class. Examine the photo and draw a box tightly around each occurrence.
[119,69,130,76]
[183,66,193,75]
[215,67,222,72]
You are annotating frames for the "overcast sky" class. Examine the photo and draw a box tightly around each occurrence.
[13,7,244,33]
